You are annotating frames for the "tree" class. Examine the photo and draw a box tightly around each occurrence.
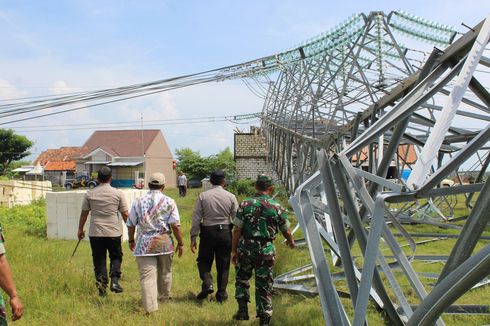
[0,129,33,174]
[175,148,208,179]
[175,147,236,180]
[207,147,236,177]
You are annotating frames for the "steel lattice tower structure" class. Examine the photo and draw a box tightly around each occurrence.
[257,11,490,326]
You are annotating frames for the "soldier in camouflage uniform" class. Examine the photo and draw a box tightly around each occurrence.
[0,226,24,325]
[231,175,295,326]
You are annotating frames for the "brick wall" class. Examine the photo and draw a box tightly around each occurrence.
[234,132,273,179]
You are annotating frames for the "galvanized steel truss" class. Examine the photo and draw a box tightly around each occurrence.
[260,12,490,326]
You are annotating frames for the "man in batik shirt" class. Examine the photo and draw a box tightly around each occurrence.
[0,226,23,325]
[231,175,295,326]
[127,172,184,314]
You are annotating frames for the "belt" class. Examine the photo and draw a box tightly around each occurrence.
[201,224,231,230]
[243,236,273,242]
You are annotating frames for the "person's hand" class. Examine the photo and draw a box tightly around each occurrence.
[190,239,197,254]
[77,230,85,240]
[177,244,184,257]
[9,296,23,321]
[287,239,296,249]
[129,241,135,252]
[231,252,238,266]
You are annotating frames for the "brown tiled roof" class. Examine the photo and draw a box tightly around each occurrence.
[33,147,83,166]
[397,144,417,165]
[80,130,160,157]
[44,161,76,171]
[351,144,417,165]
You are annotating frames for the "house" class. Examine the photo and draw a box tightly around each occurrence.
[351,144,418,179]
[33,146,82,185]
[76,130,176,187]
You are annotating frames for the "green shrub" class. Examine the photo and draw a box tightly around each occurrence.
[0,199,46,237]
[228,179,256,197]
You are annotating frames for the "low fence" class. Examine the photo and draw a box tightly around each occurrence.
[0,180,52,207]
[46,189,147,241]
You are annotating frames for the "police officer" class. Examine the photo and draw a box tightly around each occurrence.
[231,175,295,326]
[78,167,129,296]
[190,170,238,302]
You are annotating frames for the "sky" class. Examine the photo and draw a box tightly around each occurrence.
[0,0,488,161]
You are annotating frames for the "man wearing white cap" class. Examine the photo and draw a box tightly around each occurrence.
[127,172,184,314]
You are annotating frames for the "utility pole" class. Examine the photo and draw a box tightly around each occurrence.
[141,113,145,185]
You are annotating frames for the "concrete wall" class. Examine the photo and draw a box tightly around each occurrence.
[145,131,176,187]
[0,181,52,207]
[46,189,147,241]
[234,132,273,180]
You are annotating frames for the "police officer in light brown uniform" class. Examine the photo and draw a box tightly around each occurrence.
[78,167,129,296]
[190,170,238,302]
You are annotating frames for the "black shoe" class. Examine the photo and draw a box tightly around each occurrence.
[233,300,249,320]
[216,291,228,303]
[110,279,123,293]
[196,286,214,300]
[98,288,107,297]
[259,315,271,326]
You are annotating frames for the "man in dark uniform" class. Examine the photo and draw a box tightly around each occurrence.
[190,170,238,302]
[231,175,295,326]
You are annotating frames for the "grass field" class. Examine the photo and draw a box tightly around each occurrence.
[0,188,489,325]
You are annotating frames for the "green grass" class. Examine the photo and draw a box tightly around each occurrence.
[0,188,489,325]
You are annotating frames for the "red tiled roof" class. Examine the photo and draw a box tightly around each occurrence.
[44,161,76,171]
[80,130,160,157]
[33,147,83,166]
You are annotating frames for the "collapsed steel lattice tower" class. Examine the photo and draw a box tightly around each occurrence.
[258,11,490,326]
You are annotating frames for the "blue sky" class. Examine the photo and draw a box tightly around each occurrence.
[0,0,488,160]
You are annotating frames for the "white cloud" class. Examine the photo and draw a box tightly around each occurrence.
[0,79,26,99]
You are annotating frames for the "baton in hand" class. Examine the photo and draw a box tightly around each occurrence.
[71,239,82,259]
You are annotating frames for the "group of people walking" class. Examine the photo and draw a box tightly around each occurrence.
[77,167,295,325]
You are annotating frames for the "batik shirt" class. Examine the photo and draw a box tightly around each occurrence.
[127,190,180,256]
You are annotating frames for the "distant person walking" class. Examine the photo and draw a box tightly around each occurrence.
[177,171,187,197]
[127,172,184,314]
[0,226,23,324]
[190,170,238,302]
[78,167,129,296]
[232,175,295,326]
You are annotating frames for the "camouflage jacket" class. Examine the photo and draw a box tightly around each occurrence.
[233,193,289,254]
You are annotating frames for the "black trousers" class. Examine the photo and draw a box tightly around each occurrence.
[89,236,123,289]
[178,186,187,197]
[197,225,232,299]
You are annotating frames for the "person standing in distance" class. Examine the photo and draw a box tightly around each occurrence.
[232,175,295,326]
[127,172,184,314]
[78,167,129,296]
[177,171,187,198]
[190,170,238,302]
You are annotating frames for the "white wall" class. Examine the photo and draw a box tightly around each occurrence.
[0,180,52,207]
[46,189,147,241]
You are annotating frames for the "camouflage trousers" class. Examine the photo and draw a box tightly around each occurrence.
[235,241,275,318]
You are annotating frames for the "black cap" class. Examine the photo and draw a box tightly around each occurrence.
[210,170,225,185]
[98,166,112,182]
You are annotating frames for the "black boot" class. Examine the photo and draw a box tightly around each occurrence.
[259,314,271,326]
[233,300,249,320]
[95,278,107,297]
[110,278,123,293]
[196,284,214,300]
